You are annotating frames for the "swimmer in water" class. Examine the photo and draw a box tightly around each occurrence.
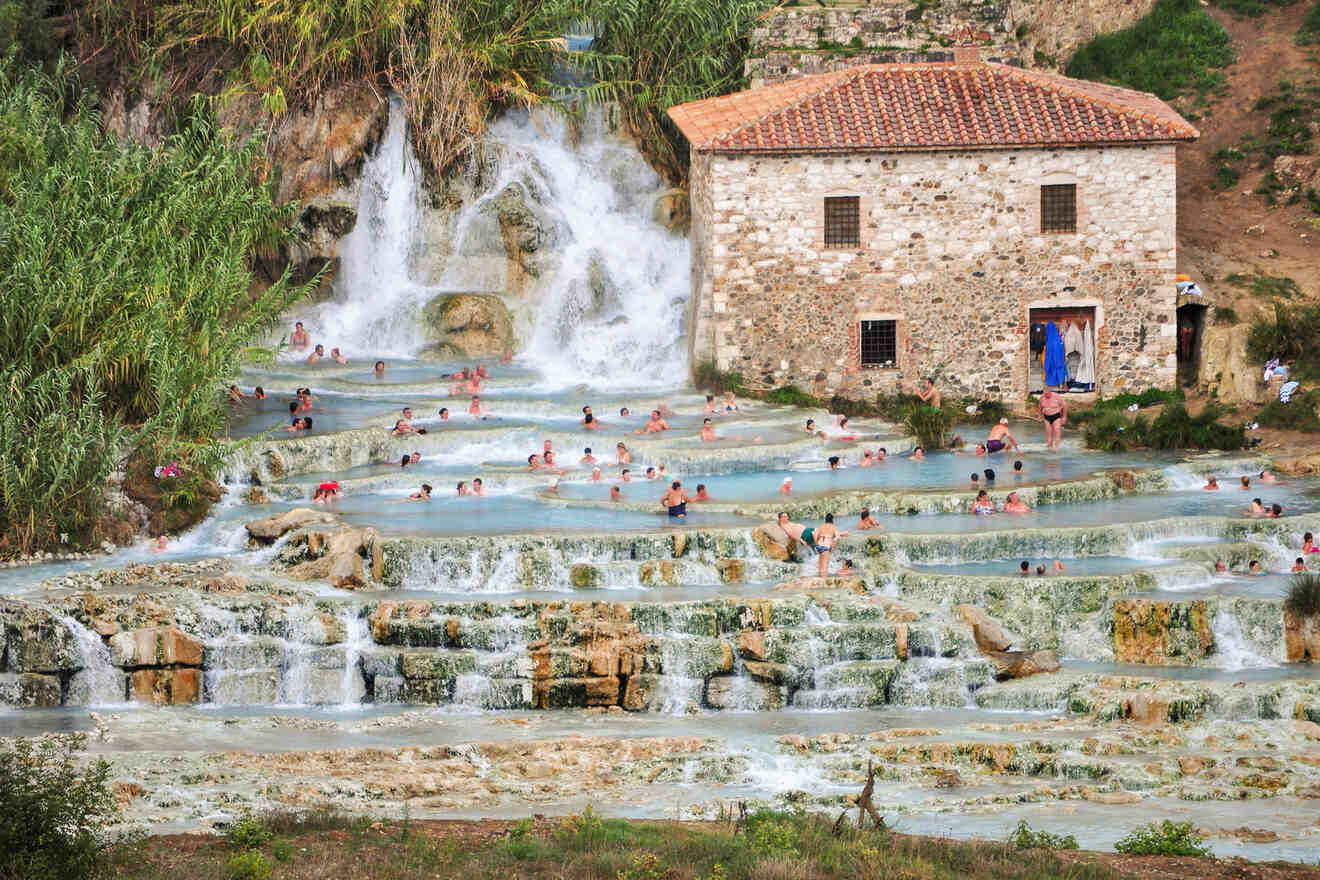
[438,407,449,421]
[860,450,874,468]
[1248,497,1267,517]
[1003,491,1031,514]
[471,478,486,496]
[693,484,712,502]
[620,468,632,483]
[306,343,325,364]
[610,485,622,501]
[1241,476,1251,490]
[468,395,488,418]
[1203,476,1219,490]
[456,481,468,496]
[616,442,631,465]
[408,483,432,502]
[581,448,597,465]
[661,481,692,518]
[374,360,385,376]
[331,347,348,364]
[856,508,881,530]
[290,321,310,349]
[254,386,266,400]
[645,466,658,480]
[780,477,792,495]
[701,418,726,442]
[635,410,669,434]
[591,467,602,482]
[970,490,995,515]
[227,384,246,402]
[911,446,925,461]
[724,391,738,412]
[1053,559,1066,573]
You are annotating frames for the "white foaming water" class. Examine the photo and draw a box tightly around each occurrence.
[311,97,423,358]
[339,608,370,708]
[61,616,126,705]
[307,100,688,389]
[1212,611,1277,669]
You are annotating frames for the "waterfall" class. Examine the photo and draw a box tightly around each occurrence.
[339,608,370,708]
[61,616,126,705]
[1211,611,1276,669]
[308,101,689,388]
[313,97,424,357]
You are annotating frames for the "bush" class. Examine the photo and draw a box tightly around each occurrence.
[1007,820,1079,851]
[1255,389,1320,431]
[1066,0,1232,101]
[0,734,122,880]
[1082,404,1244,451]
[1213,164,1240,189]
[1285,572,1320,616]
[1228,272,1303,300]
[743,810,801,858]
[904,402,955,449]
[1114,820,1213,857]
[766,385,817,408]
[1083,409,1140,451]
[1214,0,1297,16]
[1213,306,1239,325]
[693,361,746,395]
[223,850,273,880]
[960,398,1010,425]
[1247,301,1320,379]
[226,814,273,849]
[0,59,314,555]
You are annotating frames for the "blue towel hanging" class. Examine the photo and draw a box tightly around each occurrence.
[1044,322,1069,387]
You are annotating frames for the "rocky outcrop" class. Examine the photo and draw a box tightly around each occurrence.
[419,293,514,359]
[246,508,339,544]
[957,604,1015,652]
[752,523,796,562]
[1113,599,1215,666]
[0,599,80,674]
[1197,322,1269,406]
[1285,611,1320,663]
[283,527,385,589]
[984,649,1061,680]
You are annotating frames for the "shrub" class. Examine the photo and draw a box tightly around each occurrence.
[0,734,122,880]
[226,814,273,849]
[1227,272,1303,300]
[1246,301,1320,378]
[693,361,746,394]
[1214,0,1297,16]
[224,849,273,880]
[1213,306,1239,325]
[0,59,314,555]
[1255,389,1320,431]
[1145,403,1246,450]
[1285,571,1320,616]
[766,385,818,408]
[1213,164,1240,189]
[1300,0,1320,43]
[1007,820,1079,851]
[1083,409,1139,451]
[960,398,1010,424]
[904,402,955,449]
[1114,820,1213,857]
[271,839,292,862]
[1066,0,1232,101]
[743,810,801,858]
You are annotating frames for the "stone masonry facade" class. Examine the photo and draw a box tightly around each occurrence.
[688,145,1179,400]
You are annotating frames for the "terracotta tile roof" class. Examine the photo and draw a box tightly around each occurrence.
[668,61,1198,153]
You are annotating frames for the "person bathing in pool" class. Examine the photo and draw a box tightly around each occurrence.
[468,395,489,419]
[471,478,486,497]
[778,512,848,577]
[1038,389,1067,450]
[1003,492,1031,514]
[661,481,693,518]
[306,343,325,364]
[616,442,632,465]
[693,484,712,502]
[635,410,669,434]
[985,418,1019,453]
[403,483,431,502]
[290,321,310,350]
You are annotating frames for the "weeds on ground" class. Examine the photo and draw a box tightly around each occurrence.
[1246,300,1320,378]
[225,814,273,849]
[694,361,746,395]
[766,385,818,408]
[1285,571,1320,616]
[1082,404,1245,451]
[1214,0,1297,15]
[1299,0,1320,43]
[1213,306,1239,325]
[1070,388,1183,424]
[1066,0,1232,101]
[1007,820,1080,851]
[1113,820,1213,857]
[1256,389,1320,431]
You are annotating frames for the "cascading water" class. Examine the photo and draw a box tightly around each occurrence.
[306,100,689,388]
[62,617,126,705]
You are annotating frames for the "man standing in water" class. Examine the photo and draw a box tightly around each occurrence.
[777,512,848,577]
[985,418,1019,453]
[1038,389,1067,449]
[661,481,692,518]
[914,377,941,409]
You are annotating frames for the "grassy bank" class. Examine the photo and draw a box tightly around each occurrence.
[0,59,312,556]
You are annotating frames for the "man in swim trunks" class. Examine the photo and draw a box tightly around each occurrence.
[779,512,848,577]
[1039,389,1067,450]
[290,321,310,349]
[306,344,325,364]
[986,418,1019,453]
[662,481,692,518]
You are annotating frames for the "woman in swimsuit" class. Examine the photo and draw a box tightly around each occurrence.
[1039,390,1067,450]
[662,481,692,518]
[970,490,996,515]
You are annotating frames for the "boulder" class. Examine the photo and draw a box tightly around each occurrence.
[753,523,795,561]
[420,293,514,359]
[285,527,382,590]
[1277,453,1320,476]
[737,630,767,661]
[0,672,63,707]
[0,599,81,673]
[1284,611,1320,662]
[714,558,746,583]
[130,668,200,705]
[1197,323,1269,406]
[108,627,203,668]
[653,188,690,232]
[622,673,658,711]
[956,605,1014,652]
[984,649,1060,681]
[245,508,338,544]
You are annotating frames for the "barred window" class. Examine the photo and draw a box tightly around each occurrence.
[860,319,897,367]
[824,196,860,248]
[1040,184,1077,234]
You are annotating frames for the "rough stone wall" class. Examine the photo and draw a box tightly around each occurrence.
[688,150,717,368]
[695,145,1179,400]
[745,0,1159,87]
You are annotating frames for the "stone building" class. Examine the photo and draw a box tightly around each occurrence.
[669,51,1197,402]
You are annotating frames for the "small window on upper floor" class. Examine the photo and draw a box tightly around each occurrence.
[1040,184,1077,234]
[860,319,897,368]
[824,196,860,248]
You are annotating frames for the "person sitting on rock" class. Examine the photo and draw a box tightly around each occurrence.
[856,508,881,531]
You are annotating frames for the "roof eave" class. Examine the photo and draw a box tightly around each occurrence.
[695,137,1198,155]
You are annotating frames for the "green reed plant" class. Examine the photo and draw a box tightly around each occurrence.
[1285,571,1320,617]
[0,58,313,554]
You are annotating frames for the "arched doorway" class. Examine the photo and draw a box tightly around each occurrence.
[1176,303,1208,387]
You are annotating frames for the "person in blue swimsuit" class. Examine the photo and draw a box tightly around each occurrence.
[662,481,692,518]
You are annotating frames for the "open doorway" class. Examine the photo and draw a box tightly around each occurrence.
[1028,307,1097,394]
[1176,303,1207,388]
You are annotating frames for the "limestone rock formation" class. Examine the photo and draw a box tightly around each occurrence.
[245,508,339,544]
[1113,599,1214,665]
[753,523,795,561]
[985,649,1061,681]
[1197,322,1269,406]
[957,604,1015,652]
[284,527,384,589]
[653,188,690,232]
[0,599,81,673]
[109,627,204,668]
[1285,610,1320,662]
[420,293,514,359]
